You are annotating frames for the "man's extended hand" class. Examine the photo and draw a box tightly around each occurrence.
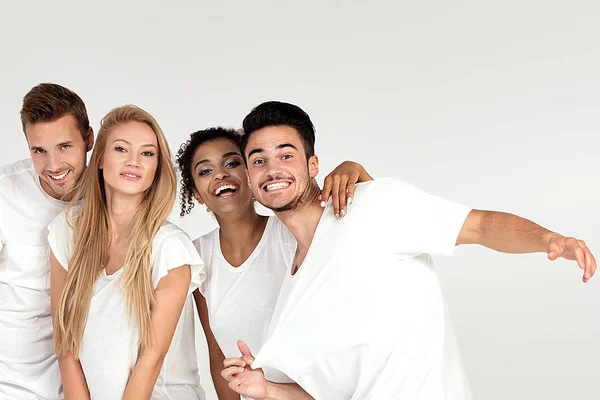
[546,233,597,283]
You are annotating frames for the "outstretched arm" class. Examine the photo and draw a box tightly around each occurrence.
[458,210,597,282]
[221,341,314,400]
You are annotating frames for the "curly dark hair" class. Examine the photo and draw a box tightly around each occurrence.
[175,127,242,217]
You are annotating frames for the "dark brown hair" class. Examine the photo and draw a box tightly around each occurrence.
[20,83,90,138]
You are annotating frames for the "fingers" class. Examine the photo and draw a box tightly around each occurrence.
[346,180,356,206]
[547,242,561,261]
[581,242,597,283]
[221,365,245,381]
[237,340,253,357]
[320,176,333,208]
[330,175,346,219]
[223,357,246,369]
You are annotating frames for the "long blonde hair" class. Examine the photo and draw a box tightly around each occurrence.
[54,105,177,357]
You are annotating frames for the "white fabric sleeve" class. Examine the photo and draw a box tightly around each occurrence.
[367,178,472,257]
[151,227,206,293]
[192,235,209,296]
[47,212,74,270]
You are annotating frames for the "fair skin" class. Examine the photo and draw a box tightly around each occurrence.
[50,121,191,400]
[220,124,597,399]
[26,114,94,201]
[188,137,372,399]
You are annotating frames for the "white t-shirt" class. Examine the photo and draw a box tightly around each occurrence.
[48,212,207,400]
[0,159,65,400]
[252,178,474,400]
[195,216,296,360]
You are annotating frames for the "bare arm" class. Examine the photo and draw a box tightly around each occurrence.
[458,210,597,282]
[50,251,91,400]
[122,265,191,400]
[193,289,240,400]
[221,341,314,400]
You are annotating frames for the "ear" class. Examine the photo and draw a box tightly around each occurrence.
[245,169,252,189]
[308,154,319,179]
[193,189,204,205]
[85,127,94,152]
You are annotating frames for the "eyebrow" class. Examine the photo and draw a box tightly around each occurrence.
[247,143,298,159]
[194,151,242,171]
[112,139,157,148]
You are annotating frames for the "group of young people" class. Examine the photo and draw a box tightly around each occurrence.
[0,83,595,400]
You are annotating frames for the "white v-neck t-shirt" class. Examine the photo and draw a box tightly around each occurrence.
[194,216,296,361]
[0,159,65,400]
[253,179,474,400]
[48,212,207,400]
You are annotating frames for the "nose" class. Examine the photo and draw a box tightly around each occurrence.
[214,165,230,180]
[126,153,141,168]
[47,150,63,172]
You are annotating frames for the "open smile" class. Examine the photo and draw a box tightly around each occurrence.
[212,183,239,198]
[48,170,71,182]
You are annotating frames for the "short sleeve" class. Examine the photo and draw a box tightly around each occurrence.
[47,211,74,270]
[364,178,471,257]
[152,223,206,293]
[192,234,211,296]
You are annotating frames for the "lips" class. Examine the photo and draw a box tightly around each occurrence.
[212,183,239,197]
[120,171,142,180]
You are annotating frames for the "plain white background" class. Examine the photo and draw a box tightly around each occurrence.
[1,1,598,399]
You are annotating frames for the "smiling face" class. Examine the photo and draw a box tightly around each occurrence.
[26,114,93,201]
[190,138,253,216]
[245,125,319,212]
[100,121,159,198]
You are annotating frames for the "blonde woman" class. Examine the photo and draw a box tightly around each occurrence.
[48,105,205,400]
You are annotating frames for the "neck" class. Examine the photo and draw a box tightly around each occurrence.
[214,201,268,266]
[275,181,323,253]
[215,201,267,245]
[105,187,142,241]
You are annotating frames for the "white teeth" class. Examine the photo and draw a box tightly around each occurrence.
[50,171,69,180]
[214,184,238,196]
[123,173,139,178]
[265,182,289,191]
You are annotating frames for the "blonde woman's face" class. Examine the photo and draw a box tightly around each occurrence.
[100,121,159,197]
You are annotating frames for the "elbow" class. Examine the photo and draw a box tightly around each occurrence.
[457,209,487,245]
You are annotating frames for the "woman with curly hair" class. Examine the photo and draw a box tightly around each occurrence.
[176,127,371,399]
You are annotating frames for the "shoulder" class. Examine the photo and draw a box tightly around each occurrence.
[0,159,36,191]
[192,226,220,259]
[354,178,420,196]
[154,221,193,244]
[151,220,205,289]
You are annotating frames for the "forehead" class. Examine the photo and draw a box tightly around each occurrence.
[245,125,304,154]
[107,121,157,145]
[25,114,83,146]
[192,138,241,162]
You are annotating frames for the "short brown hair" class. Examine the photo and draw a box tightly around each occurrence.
[20,83,90,139]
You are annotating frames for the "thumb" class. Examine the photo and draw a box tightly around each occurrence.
[547,242,561,260]
[237,340,253,358]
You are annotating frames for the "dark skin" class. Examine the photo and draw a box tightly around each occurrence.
[187,138,373,399]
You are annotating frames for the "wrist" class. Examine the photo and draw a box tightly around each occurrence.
[263,380,279,400]
[543,231,562,249]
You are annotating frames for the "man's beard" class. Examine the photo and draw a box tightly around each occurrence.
[264,177,314,213]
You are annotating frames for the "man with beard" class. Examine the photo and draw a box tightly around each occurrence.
[220,101,596,399]
[0,83,93,399]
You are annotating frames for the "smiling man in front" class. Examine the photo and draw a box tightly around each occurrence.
[0,83,93,399]
[220,101,596,400]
